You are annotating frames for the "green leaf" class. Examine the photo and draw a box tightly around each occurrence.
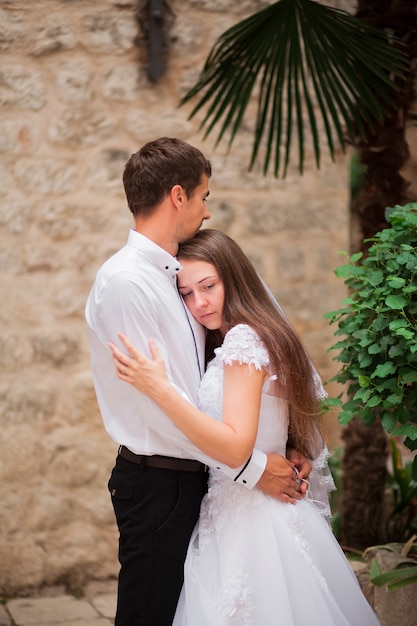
[358,354,373,367]
[369,558,380,579]
[387,277,406,288]
[402,371,417,383]
[334,264,363,279]
[368,269,385,285]
[322,396,343,408]
[385,295,408,310]
[371,362,396,378]
[367,395,382,408]
[373,316,389,332]
[389,319,409,330]
[376,378,399,392]
[370,566,417,590]
[391,424,417,439]
[385,392,404,407]
[349,252,363,263]
[386,574,417,591]
[382,412,398,433]
[338,411,355,426]
[353,387,371,402]
[395,328,414,340]
[368,344,383,355]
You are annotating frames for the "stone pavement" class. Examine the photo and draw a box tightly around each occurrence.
[0,580,117,626]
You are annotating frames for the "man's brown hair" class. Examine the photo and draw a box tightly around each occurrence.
[123,137,212,217]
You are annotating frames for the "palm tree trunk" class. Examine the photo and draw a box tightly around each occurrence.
[341,0,417,549]
[340,417,389,549]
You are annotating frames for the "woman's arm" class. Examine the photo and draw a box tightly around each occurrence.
[110,333,266,468]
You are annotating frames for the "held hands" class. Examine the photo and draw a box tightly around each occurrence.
[109,334,168,400]
[286,448,312,488]
[257,450,312,504]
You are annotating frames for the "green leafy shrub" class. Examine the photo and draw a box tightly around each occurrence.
[324,203,417,478]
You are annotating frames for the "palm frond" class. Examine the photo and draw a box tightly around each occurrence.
[180,0,409,177]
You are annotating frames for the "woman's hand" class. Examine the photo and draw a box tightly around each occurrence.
[286,448,312,496]
[109,333,168,400]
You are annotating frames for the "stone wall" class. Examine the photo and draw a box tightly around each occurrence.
[0,0,412,595]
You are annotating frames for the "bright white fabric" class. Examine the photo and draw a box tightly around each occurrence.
[85,230,266,487]
[173,324,380,626]
[308,445,337,518]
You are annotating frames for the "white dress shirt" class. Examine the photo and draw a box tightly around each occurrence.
[85,229,266,488]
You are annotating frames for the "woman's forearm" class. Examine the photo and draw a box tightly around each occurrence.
[110,334,263,467]
[150,379,255,468]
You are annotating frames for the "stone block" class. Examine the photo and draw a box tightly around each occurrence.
[7,596,97,624]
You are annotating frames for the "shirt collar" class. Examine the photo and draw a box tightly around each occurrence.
[127,229,182,279]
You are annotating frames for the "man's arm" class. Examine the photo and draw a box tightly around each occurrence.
[256,450,312,503]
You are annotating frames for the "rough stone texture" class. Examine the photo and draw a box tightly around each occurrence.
[0,604,11,626]
[0,0,415,607]
[373,584,417,626]
[352,557,417,626]
[7,596,99,624]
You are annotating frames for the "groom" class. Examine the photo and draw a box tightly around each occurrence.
[85,137,311,626]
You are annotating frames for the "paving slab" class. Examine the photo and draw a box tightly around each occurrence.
[91,594,116,620]
[31,621,110,626]
[0,604,11,626]
[6,595,99,625]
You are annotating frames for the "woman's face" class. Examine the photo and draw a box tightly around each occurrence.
[178,259,226,335]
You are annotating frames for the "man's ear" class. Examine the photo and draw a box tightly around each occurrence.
[170,184,185,210]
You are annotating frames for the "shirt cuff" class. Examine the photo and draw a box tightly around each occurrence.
[233,448,267,489]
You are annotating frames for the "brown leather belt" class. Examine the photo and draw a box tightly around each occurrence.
[118,445,208,473]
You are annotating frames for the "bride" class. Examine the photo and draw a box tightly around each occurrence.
[110,229,380,626]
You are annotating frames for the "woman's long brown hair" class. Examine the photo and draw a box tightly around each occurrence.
[178,229,323,460]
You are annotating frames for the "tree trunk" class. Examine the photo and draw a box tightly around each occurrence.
[340,0,417,549]
[340,417,389,549]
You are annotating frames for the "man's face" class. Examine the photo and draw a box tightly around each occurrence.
[177,174,211,242]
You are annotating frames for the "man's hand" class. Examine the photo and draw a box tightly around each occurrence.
[256,453,305,503]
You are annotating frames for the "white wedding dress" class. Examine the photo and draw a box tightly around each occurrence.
[173,324,380,626]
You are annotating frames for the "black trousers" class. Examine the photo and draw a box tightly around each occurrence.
[108,454,208,626]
